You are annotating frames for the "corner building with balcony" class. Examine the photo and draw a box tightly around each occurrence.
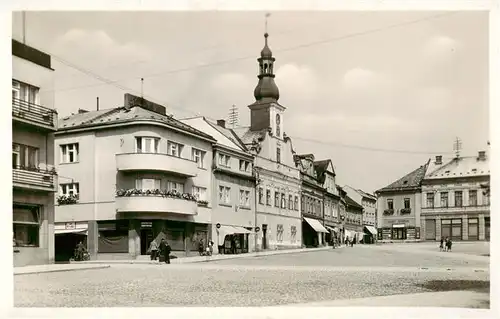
[233,33,302,250]
[420,153,490,241]
[12,39,58,266]
[54,94,216,260]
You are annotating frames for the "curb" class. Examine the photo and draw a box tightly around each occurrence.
[14,265,111,276]
[73,246,335,265]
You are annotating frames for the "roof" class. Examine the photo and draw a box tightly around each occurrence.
[376,162,429,193]
[58,106,215,141]
[425,156,490,180]
[232,126,267,145]
[180,117,246,152]
[345,195,364,210]
[313,160,330,176]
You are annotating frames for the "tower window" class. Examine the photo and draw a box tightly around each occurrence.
[276,114,281,137]
[276,147,281,163]
[264,63,268,73]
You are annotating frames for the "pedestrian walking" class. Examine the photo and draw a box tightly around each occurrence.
[208,240,214,256]
[439,236,444,252]
[159,238,171,264]
[149,239,158,261]
[446,238,453,252]
[198,238,205,256]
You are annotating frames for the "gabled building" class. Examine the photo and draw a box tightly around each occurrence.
[181,117,256,254]
[314,160,342,245]
[343,185,378,243]
[54,94,216,260]
[12,39,58,266]
[295,154,328,247]
[344,194,364,243]
[233,33,302,250]
[421,152,490,241]
[375,162,428,242]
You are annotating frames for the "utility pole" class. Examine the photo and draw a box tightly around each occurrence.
[453,137,462,158]
[227,104,239,129]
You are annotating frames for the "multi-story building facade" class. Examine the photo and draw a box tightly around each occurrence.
[336,186,348,244]
[420,153,490,241]
[234,33,302,250]
[54,94,216,260]
[344,195,364,243]
[314,160,342,245]
[181,117,256,254]
[295,154,328,247]
[12,39,58,266]
[343,185,378,243]
[375,162,427,242]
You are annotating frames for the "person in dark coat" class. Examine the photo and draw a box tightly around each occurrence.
[446,238,453,252]
[439,237,444,251]
[159,238,171,264]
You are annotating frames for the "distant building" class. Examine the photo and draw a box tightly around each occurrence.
[181,117,256,254]
[375,163,427,242]
[343,185,377,243]
[314,160,342,245]
[421,153,490,241]
[344,194,364,243]
[12,39,58,266]
[295,154,328,247]
[54,94,216,260]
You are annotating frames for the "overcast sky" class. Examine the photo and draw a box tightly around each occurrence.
[11,11,489,193]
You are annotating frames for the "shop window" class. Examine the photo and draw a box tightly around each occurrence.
[13,205,40,247]
[468,218,478,240]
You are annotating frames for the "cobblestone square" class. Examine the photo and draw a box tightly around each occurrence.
[14,244,490,307]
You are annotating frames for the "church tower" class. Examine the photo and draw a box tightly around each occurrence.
[248,33,285,138]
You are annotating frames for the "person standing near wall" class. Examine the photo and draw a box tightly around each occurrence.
[149,240,158,261]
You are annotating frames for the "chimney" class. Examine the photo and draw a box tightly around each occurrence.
[217,119,226,128]
[435,155,443,165]
[478,151,486,160]
[78,108,89,114]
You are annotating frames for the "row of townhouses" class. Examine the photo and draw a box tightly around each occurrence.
[12,35,379,267]
[376,153,490,242]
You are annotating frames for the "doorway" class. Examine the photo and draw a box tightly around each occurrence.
[262,224,267,250]
[140,228,154,255]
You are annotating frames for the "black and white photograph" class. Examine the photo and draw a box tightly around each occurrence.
[4,1,498,318]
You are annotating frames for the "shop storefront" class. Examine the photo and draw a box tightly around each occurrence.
[324,225,340,245]
[302,217,328,247]
[363,225,377,244]
[54,222,88,262]
[215,224,253,254]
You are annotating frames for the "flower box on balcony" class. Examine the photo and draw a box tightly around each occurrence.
[400,208,411,214]
[383,209,394,215]
[197,200,209,207]
[115,188,198,202]
[57,194,79,205]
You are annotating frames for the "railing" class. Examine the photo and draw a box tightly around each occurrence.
[12,97,57,129]
[383,209,394,215]
[12,165,57,190]
[400,208,411,214]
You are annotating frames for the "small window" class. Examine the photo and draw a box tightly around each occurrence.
[281,194,286,209]
[239,189,250,207]
[276,148,281,163]
[135,137,159,153]
[60,143,79,163]
[274,192,280,207]
[266,189,271,205]
[219,186,231,204]
[60,182,79,196]
[136,179,161,190]
[218,153,231,167]
[192,148,206,168]
[239,160,250,172]
[288,195,293,209]
[404,198,411,209]
[387,199,394,210]
[192,186,207,201]
[258,187,264,204]
[294,196,299,211]
[167,141,183,157]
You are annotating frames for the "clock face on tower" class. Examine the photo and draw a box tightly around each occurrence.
[276,114,281,137]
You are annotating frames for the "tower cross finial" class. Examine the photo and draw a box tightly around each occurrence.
[265,13,271,34]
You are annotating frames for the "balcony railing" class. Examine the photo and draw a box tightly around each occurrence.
[383,209,394,215]
[12,97,57,130]
[400,208,411,214]
[115,189,198,215]
[12,165,57,191]
[116,153,198,177]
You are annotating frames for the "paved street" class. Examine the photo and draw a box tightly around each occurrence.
[14,244,489,307]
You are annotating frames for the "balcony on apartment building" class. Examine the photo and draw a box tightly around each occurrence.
[115,189,198,215]
[12,97,57,131]
[12,164,57,192]
[116,152,198,177]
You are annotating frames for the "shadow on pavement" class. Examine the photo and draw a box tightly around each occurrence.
[418,280,490,293]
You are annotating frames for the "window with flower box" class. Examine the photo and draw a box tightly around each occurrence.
[167,181,184,193]
[192,186,207,201]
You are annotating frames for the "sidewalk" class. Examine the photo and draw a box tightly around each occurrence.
[14,264,110,276]
[74,246,335,265]
[279,290,490,308]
